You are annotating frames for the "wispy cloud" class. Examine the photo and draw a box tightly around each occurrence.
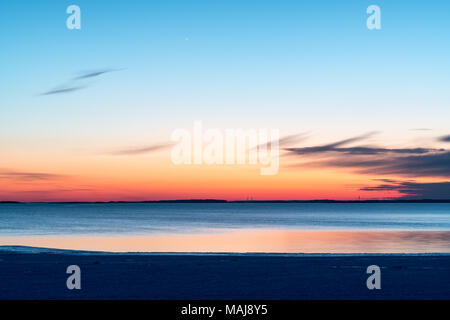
[278,133,309,146]
[73,68,122,80]
[410,128,432,131]
[284,132,441,156]
[251,132,309,152]
[111,143,173,156]
[40,85,86,96]
[39,68,123,96]
[295,132,378,153]
[0,170,65,181]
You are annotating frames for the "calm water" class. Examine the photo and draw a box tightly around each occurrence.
[1,203,450,252]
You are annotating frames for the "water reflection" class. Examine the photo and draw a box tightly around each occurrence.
[1,229,450,253]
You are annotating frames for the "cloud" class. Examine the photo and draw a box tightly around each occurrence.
[40,85,86,96]
[251,133,309,152]
[285,132,441,156]
[287,146,440,156]
[73,68,122,80]
[111,143,173,155]
[0,170,65,181]
[113,133,307,157]
[361,180,450,199]
[324,151,450,178]
[278,133,309,146]
[284,133,450,178]
[439,135,450,142]
[40,68,123,95]
[295,132,377,152]
[410,128,432,131]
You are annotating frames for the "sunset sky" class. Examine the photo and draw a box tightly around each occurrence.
[1,0,450,201]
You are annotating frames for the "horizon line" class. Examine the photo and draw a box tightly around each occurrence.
[2,199,450,204]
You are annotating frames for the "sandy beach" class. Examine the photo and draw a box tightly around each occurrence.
[0,246,449,300]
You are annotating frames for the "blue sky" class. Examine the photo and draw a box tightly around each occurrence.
[2,1,450,138]
[1,0,450,200]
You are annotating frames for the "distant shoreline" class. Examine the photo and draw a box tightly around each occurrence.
[2,199,450,204]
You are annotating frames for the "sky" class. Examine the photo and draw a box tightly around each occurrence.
[1,0,450,201]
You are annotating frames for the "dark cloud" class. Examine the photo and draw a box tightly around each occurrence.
[285,132,441,156]
[306,133,375,153]
[284,133,450,179]
[325,151,450,178]
[361,180,450,199]
[372,178,402,184]
[294,132,377,153]
[439,135,450,142]
[111,143,173,155]
[287,146,441,155]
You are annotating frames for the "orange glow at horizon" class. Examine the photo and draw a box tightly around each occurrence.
[0,148,428,202]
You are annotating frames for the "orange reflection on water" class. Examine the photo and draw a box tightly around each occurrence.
[1,229,450,253]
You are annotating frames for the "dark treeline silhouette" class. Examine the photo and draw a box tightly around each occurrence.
[2,199,450,204]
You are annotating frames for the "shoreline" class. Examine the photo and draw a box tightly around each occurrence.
[1,246,449,299]
[2,245,450,256]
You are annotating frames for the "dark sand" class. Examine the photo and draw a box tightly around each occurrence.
[0,247,449,299]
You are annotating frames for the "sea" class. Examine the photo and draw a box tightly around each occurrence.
[1,202,450,253]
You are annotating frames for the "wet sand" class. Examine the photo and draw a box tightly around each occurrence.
[0,247,449,299]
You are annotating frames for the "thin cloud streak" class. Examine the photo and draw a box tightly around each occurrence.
[0,170,65,181]
[40,85,86,96]
[278,133,309,146]
[39,68,123,95]
[251,133,309,152]
[286,146,442,155]
[73,68,122,80]
[285,132,380,155]
[111,143,173,156]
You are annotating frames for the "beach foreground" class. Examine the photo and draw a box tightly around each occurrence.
[0,247,449,300]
